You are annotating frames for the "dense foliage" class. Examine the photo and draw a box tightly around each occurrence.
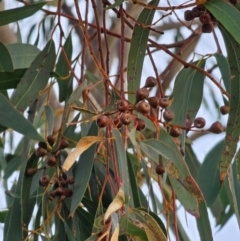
[1,0,240,240]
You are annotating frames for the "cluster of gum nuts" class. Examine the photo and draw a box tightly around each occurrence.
[26,135,75,199]
[184,5,216,33]
[96,76,226,136]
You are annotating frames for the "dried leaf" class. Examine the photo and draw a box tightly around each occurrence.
[104,189,125,223]
[62,136,103,171]
[110,223,120,241]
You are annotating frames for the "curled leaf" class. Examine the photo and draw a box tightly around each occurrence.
[104,189,125,223]
[62,136,103,171]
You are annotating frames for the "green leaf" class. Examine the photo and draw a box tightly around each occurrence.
[44,105,54,135]
[213,53,231,94]
[56,33,73,102]
[106,0,124,9]
[0,93,43,141]
[0,69,26,90]
[0,209,8,223]
[198,141,223,206]
[11,40,56,111]
[127,153,141,208]
[205,0,240,44]
[6,43,40,69]
[68,79,87,104]
[70,122,98,214]
[196,202,213,241]
[171,59,206,125]
[229,160,240,228]
[131,208,167,241]
[0,42,14,72]
[168,175,199,217]
[127,0,159,104]
[0,2,47,26]
[218,26,240,183]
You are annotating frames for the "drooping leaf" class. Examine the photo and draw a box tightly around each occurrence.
[104,189,125,222]
[218,26,240,183]
[205,0,240,44]
[62,135,102,171]
[0,93,43,141]
[44,105,54,135]
[0,42,14,72]
[198,140,223,206]
[127,0,160,104]
[171,59,206,127]
[56,33,73,102]
[131,208,167,241]
[6,43,40,69]
[11,40,56,111]
[228,160,240,228]
[70,122,98,214]
[68,79,87,104]
[196,202,213,241]
[213,53,231,93]
[0,2,47,26]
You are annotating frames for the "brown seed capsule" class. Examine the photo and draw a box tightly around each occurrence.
[48,191,56,199]
[185,115,192,129]
[135,118,146,131]
[193,117,206,128]
[120,112,132,125]
[169,127,182,137]
[202,23,213,33]
[191,7,201,18]
[26,167,38,177]
[199,13,211,24]
[137,101,151,114]
[39,175,50,186]
[38,141,47,149]
[209,121,224,134]
[96,115,109,128]
[64,188,73,197]
[47,156,57,166]
[59,139,69,149]
[144,76,157,88]
[135,88,149,103]
[163,109,175,122]
[220,105,229,115]
[159,97,170,108]
[36,147,47,157]
[155,164,165,175]
[66,176,75,185]
[184,10,194,21]
[47,135,56,146]
[55,187,64,197]
[147,97,159,109]
[116,99,129,112]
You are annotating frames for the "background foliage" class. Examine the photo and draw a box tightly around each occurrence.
[0,0,240,240]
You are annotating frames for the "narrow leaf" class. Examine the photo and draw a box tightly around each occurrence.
[106,0,124,9]
[68,79,87,104]
[56,33,73,102]
[0,2,47,26]
[213,53,231,93]
[132,208,167,241]
[218,26,240,183]
[104,189,125,222]
[196,202,213,241]
[205,0,240,44]
[0,42,14,72]
[70,123,98,214]
[62,135,102,171]
[0,93,43,141]
[44,105,54,135]
[11,40,56,111]
[127,0,159,104]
